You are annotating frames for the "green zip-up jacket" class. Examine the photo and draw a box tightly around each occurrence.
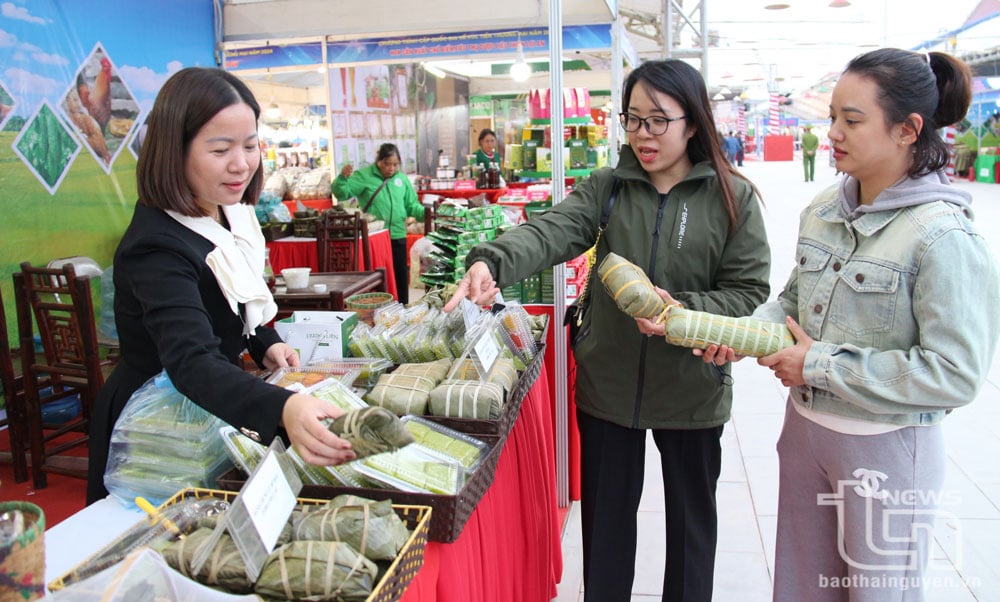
[331,164,425,240]
[467,145,771,429]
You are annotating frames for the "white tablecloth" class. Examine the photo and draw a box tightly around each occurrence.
[43,498,143,591]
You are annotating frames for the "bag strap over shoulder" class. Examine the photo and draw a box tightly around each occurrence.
[573,177,621,326]
[362,178,391,213]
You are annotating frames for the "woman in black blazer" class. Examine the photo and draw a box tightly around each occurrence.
[86,68,355,504]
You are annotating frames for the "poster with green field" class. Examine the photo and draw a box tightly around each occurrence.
[0,0,213,356]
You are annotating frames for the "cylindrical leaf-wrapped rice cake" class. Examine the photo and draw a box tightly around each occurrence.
[662,306,793,358]
[597,252,667,319]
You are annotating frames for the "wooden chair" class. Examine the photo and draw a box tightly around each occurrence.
[0,284,29,483]
[317,211,371,272]
[13,262,107,488]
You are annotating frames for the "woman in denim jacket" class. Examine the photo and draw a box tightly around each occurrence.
[706,49,999,600]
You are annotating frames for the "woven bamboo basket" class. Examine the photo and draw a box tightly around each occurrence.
[48,488,430,602]
[346,291,396,325]
[0,501,45,602]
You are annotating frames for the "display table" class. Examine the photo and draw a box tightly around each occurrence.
[43,364,562,601]
[271,269,388,320]
[266,228,398,299]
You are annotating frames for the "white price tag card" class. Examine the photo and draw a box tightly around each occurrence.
[191,439,302,582]
[241,452,297,552]
[472,326,500,376]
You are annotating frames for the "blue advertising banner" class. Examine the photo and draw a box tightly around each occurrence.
[224,24,614,69]
[225,42,324,71]
[328,24,612,65]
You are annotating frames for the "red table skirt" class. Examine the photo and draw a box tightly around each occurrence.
[266,228,398,299]
[282,198,333,214]
[401,362,562,602]
[524,304,581,501]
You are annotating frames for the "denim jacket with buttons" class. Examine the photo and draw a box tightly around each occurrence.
[754,172,1000,426]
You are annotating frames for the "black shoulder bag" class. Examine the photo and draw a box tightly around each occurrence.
[564,178,620,346]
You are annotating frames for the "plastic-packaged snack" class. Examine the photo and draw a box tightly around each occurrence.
[355,445,465,494]
[219,426,268,475]
[400,416,489,471]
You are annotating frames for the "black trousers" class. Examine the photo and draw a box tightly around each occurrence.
[577,409,723,602]
[390,237,409,305]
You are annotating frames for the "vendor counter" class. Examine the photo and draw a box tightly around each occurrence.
[417,188,507,204]
[44,363,562,602]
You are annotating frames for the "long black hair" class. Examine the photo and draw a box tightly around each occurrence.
[844,48,971,177]
[623,60,755,231]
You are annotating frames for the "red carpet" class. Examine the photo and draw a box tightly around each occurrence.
[0,428,88,528]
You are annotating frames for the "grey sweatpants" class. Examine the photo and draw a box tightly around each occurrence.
[773,400,947,602]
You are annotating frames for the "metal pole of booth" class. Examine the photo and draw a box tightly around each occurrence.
[322,39,335,178]
[548,0,569,509]
[609,17,623,167]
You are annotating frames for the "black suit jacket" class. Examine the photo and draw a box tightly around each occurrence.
[87,202,290,503]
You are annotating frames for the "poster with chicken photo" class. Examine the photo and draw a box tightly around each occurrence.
[0,82,14,130]
[59,42,141,173]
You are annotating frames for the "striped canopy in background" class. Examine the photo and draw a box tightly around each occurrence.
[769,93,782,134]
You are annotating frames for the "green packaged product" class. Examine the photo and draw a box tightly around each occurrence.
[160,527,253,594]
[255,540,378,602]
[365,373,437,415]
[292,499,410,560]
[428,380,504,420]
[327,406,415,459]
[360,447,463,494]
[403,419,487,470]
[392,358,452,383]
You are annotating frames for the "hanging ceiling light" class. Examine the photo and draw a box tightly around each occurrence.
[764,2,791,8]
[423,63,446,78]
[828,0,851,6]
[264,72,281,120]
[510,34,532,82]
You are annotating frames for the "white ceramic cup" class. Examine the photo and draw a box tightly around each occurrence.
[281,267,311,290]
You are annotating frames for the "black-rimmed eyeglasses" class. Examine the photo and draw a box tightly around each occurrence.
[619,112,687,136]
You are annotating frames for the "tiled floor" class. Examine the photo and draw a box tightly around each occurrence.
[553,157,1000,601]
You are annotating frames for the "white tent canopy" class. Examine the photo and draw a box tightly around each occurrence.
[222,0,616,42]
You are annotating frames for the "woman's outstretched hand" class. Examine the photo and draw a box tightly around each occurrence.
[443,261,499,312]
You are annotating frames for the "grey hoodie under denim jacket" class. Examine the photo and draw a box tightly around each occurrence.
[754,171,1000,426]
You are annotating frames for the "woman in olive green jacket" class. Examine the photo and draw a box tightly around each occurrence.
[446,60,770,601]
[332,143,425,302]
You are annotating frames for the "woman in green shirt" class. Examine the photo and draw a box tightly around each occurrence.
[332,143,425,303]
[473,128,501,173]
